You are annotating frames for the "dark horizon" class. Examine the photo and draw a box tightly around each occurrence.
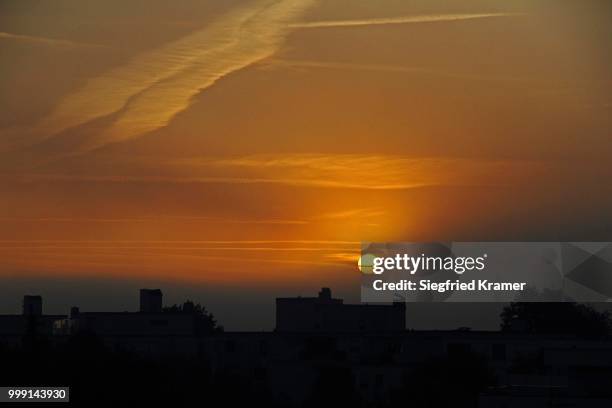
[1,277,509,331]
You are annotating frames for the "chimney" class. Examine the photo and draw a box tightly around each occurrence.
[23,295,42,316]
[139,289,163,313]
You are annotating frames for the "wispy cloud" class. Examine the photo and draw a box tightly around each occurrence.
[17,0,317,155]
[0,239,358,282]
[289,12,523,29]
[0,31,105,49]
[0,216,307,225]
[6,8,523,157]
[192,154,546,189]
[4,154,549,190]
[315,208,385,220]
[4,173,432,190]
[0,240,358,245]
[264,59,529,83]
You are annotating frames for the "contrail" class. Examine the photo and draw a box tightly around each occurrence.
[8,7,522,156]
[18,0,317,154]
[0,31,104,48]
[81,0,317,153]
[290,12,523,28]
[266,59,529,83]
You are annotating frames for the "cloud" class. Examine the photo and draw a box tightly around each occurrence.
[0,31,105,49]
[5,154,549,190]
[315,208,385,220]
[6,8,523,157]
[194,154,546,189]
[0,216,307,225]
[5,8,524,158]
[289,12,523,29]
[4,173,432,190]
[17,0,317,155]
[0,239,358,245]
[0,210,385,227]
[264,59,529,83]
[0,239,357,280]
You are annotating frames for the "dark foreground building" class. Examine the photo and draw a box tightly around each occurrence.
[0,295,66,346]
[276,287,406,333]
[53,289,201,355]
[2,288,612,407]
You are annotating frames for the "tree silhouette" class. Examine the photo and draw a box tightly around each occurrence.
[501,300,610,338]
[163,301,223,334]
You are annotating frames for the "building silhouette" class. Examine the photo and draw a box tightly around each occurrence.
[53,289,200,355]
[1,287,612,406]
[0,295,66,346]
[23,295,43,316]
[139,289,163,313]
[276,287,406,332]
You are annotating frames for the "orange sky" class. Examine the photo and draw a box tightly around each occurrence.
[1,0,611,288]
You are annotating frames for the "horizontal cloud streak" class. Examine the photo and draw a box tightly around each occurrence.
[0,216,307,225]
[3,174,431,190]
[266,59,529,83]
[315,208,385,220]
[0,238,356,282]
[3,154,550,190]
[197,154,548,189]
[290,12,523,29]
[4,173,431,190]
[0,240,358,245]
[0,31,104,48]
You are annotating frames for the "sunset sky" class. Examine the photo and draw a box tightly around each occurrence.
[1,0,611,329]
